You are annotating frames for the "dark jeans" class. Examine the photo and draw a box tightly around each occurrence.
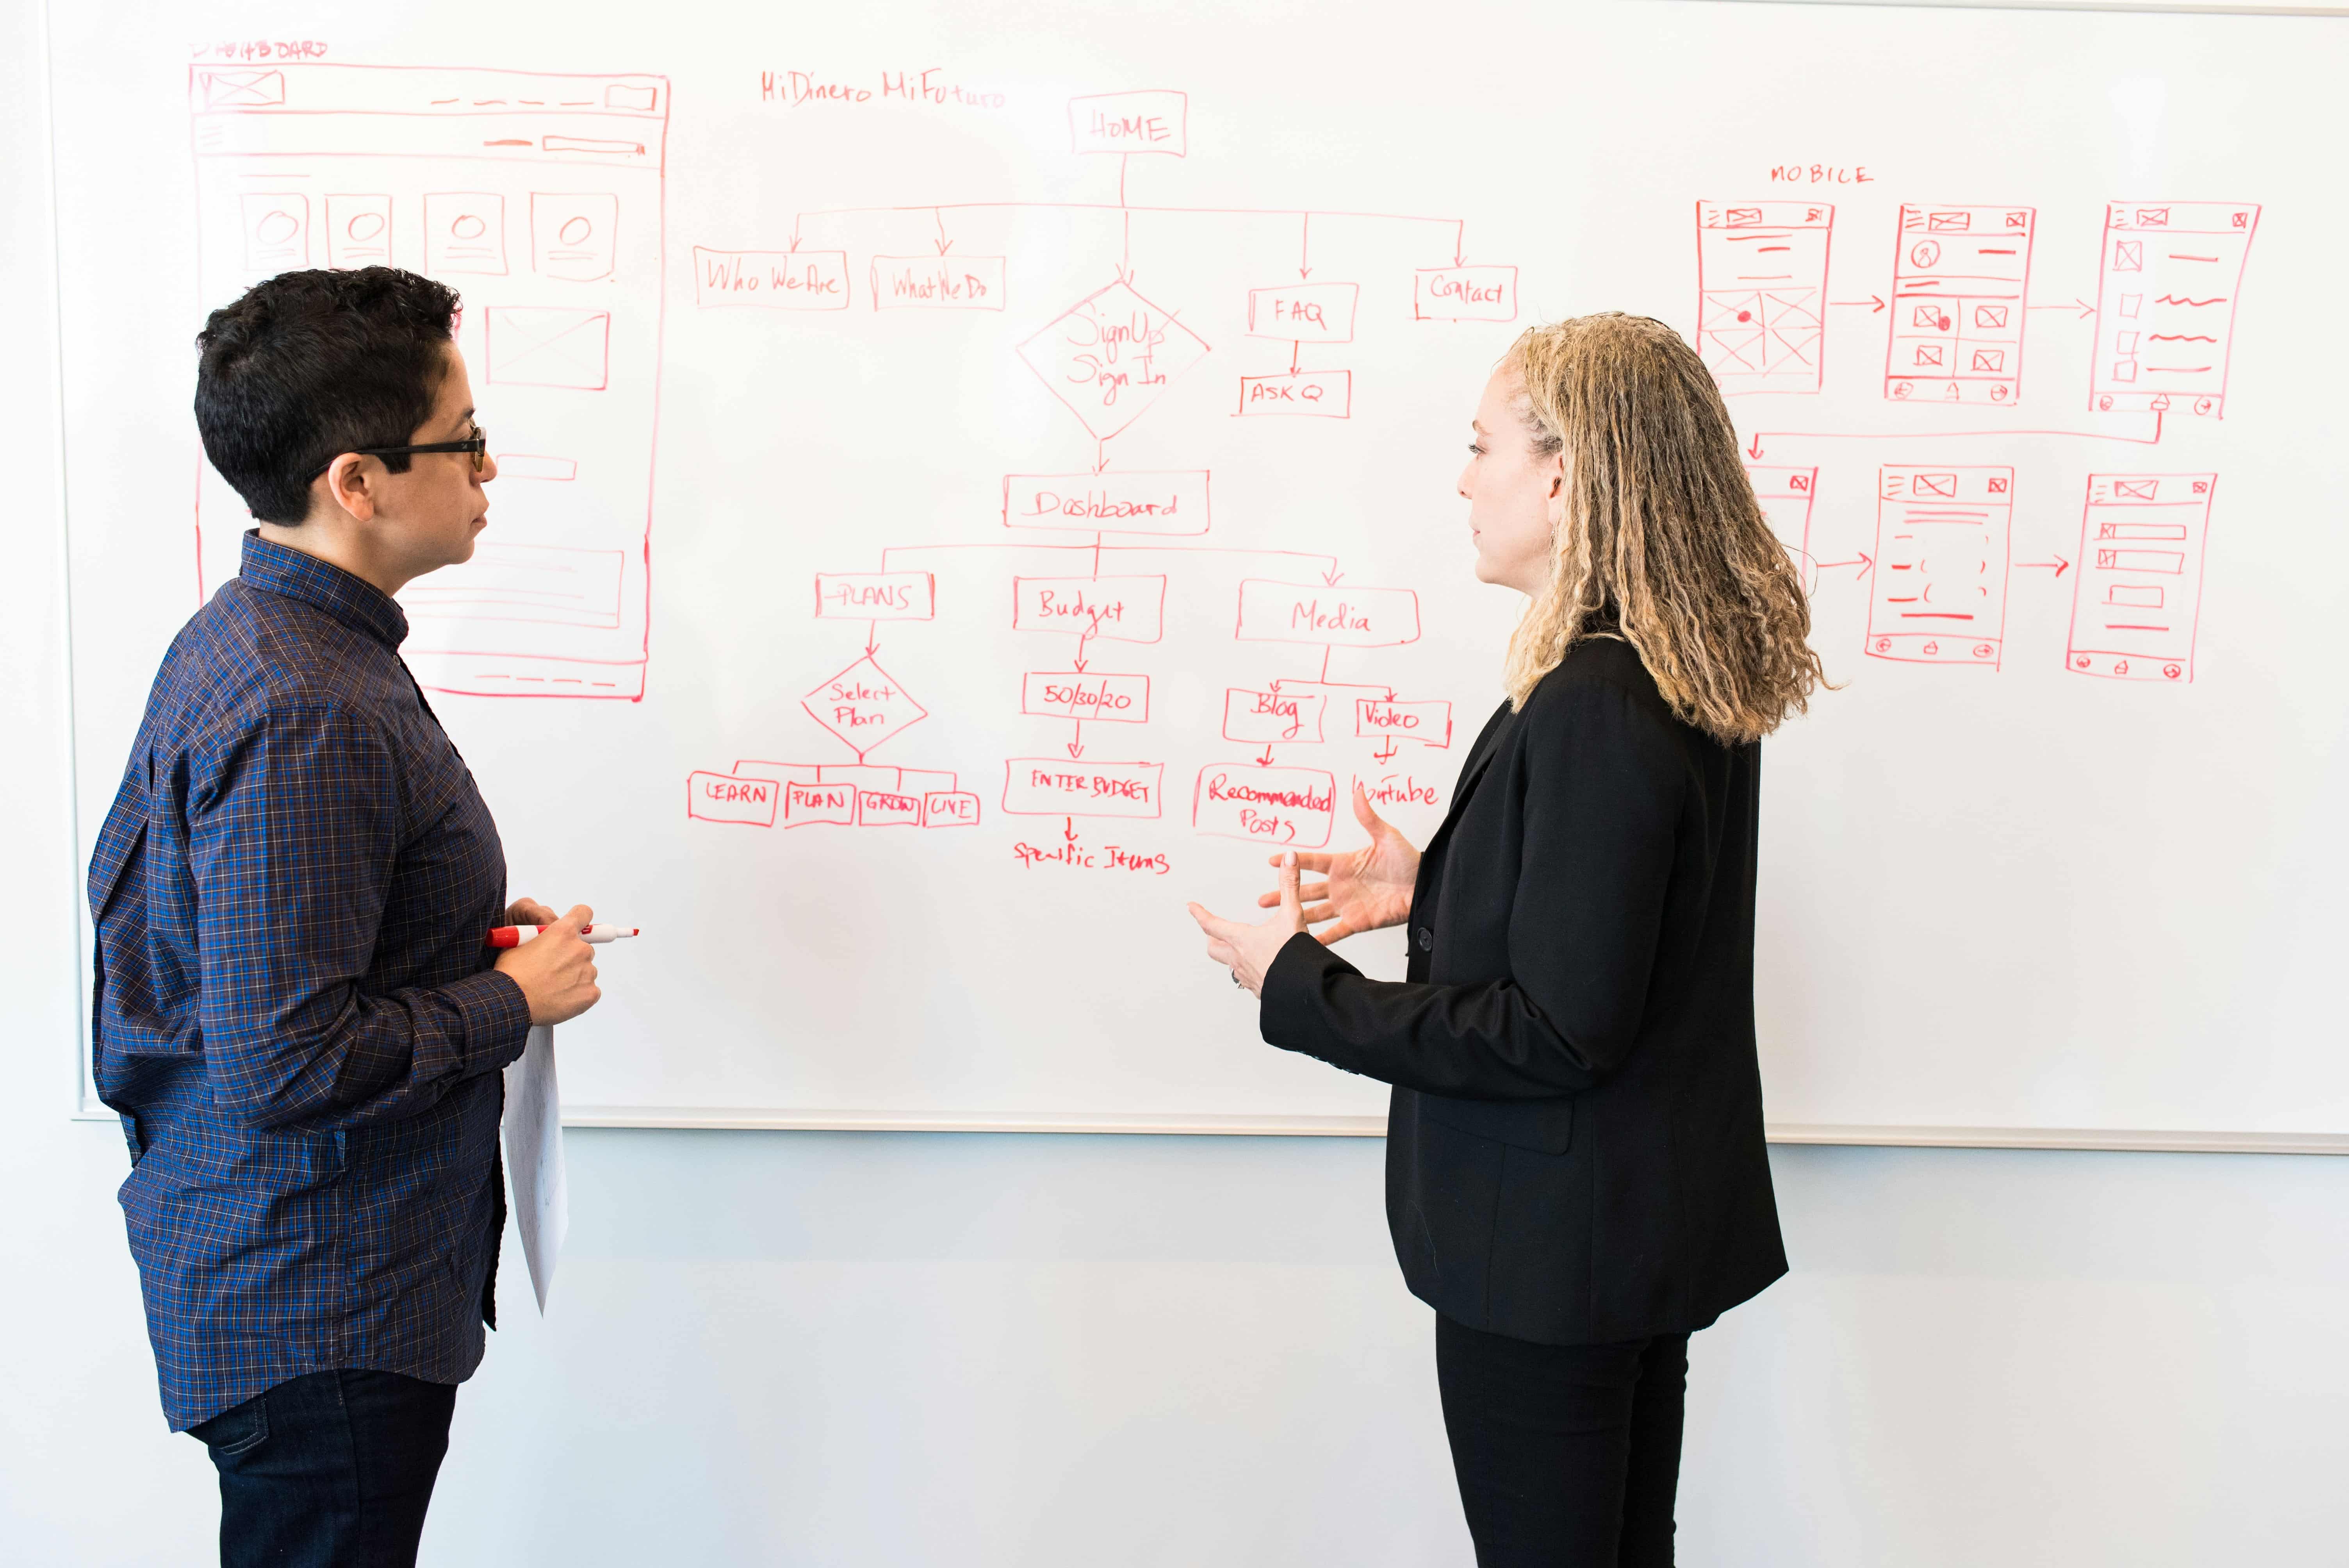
[1435,1314,1691,1568]
[187,1368,458,1568]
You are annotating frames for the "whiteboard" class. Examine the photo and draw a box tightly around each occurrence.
[48,0,2349,1142]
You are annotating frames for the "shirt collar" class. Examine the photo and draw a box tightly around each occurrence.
[238,529,409,650]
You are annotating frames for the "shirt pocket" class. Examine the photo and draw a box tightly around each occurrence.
[1417,1094,1575,1156]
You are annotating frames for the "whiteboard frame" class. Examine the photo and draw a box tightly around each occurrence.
[43,2,2349,1160]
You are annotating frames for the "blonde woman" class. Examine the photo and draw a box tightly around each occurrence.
[1189,314,1823,1565]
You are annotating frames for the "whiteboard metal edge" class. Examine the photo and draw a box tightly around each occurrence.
[559,1107,2349,1153]
[37,0,94,1118]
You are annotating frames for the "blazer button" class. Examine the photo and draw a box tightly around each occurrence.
[1417,928,1433,951]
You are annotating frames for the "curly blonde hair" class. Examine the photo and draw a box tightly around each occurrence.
[1501,313,1825,744]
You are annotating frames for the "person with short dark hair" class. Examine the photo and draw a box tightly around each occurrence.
[89,266,607,1568]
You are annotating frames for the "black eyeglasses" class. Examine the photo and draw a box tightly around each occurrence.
[310,427,488,480]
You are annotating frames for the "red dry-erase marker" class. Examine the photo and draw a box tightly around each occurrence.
[486,924,640,948]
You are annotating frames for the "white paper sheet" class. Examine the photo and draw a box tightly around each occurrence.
[501,1024,567,1313]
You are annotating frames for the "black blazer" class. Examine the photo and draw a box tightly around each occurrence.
[1260,636,1786,1345]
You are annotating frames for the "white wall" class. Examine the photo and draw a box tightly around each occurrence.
[7,5,2347,1563]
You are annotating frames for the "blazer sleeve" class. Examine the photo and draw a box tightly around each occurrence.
[1259,677,1685,1098]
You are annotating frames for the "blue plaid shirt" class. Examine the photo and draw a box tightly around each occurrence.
[89,531,532,1431]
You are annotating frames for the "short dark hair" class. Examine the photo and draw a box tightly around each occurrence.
[194,267,462,524]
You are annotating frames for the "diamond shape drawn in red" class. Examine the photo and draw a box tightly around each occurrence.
[1017,280,1211,440]
[803,654,927,758]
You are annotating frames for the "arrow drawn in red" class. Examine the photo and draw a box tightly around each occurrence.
[1066,718,1085,759]
[932,208,952,255]
[1829,295,1887,313]
[1256,745,1276,766]
[864,620,880,656]
[1452,219,1466,268]
[2025,297,2098,319]
[1064,816,1079,845]
[1815,553,1874,580]
[1299,212,1312,280]
[788,218,802,254]
[1372,738,1401,764]
[2016,555,2071,577]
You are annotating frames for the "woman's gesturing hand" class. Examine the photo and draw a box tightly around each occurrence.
[1258,781,1421,944]
[1189,853,1308,999]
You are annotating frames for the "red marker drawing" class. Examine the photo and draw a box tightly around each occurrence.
[487,924,641,948]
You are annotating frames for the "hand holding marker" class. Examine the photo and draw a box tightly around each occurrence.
[488,923,641,946]
[487,904,631,1026]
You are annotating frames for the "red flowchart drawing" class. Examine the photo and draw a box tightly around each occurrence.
[814,572,935,620]
[1237,369,1351,416]
[1223,688,1327,744]
[191,63,669,700]
[1413,266,1517,322]
[1866,465,2014,667]
[701,761,981,829]
[1248,283,1358,342]
[1023,672,1150,723]
[802,654,928,758]
[686,772,779,827]
[1697,202,1833,394]
[2089,202,2260,417]
[1002,471,1209,535]
[1068,90,1187,155]
[1017,280,1212,438]
[693,247,851,309]
[1354,698,1451,748]
[872,254,1005,310]
[1743,464,1819,593]
[1884,205,2034,404]
[1193,764,1337,847]
[1234,581,1421,647]
[2065,473,2216,682]
[1003,759,1165,818]
[1011,576,1166,642]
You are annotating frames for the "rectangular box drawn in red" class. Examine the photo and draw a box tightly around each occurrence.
[2089,202,2260,418]
[192,65,669,703]
[533,193,618,282]
[1238,369,1351,417]
[1884,205,2034,406]
[1355,698,1452,748]
[1067,90,1186,155]
[425,190,506,274]
[686,770,777,827]
[1223,688,1326,744]
[1192,764,1337,848]
[1413,265,1518,322]
[693,246,850,310]
[1002,471,1208,535]
[486,306,610,390]
[2066,472,2215,682]
[1247,283,1359,343]
[858,789,925,827]
[871,254,1005,310]
[1235,581,1421,648]
[922,791,982,828]
[1866,465,2013,667]
[814,572,935,620]
[1697,201,1833,395]
[1743,464,1820,592]
[324,193,389,269]
[782,780,858,828]
[1023,671,1150,723]
[1002,759,1165,818]
[1012,576,1165,643]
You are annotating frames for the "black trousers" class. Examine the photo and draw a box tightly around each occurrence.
[1435,1314,1691,1568]
[187,1368,458,1568]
